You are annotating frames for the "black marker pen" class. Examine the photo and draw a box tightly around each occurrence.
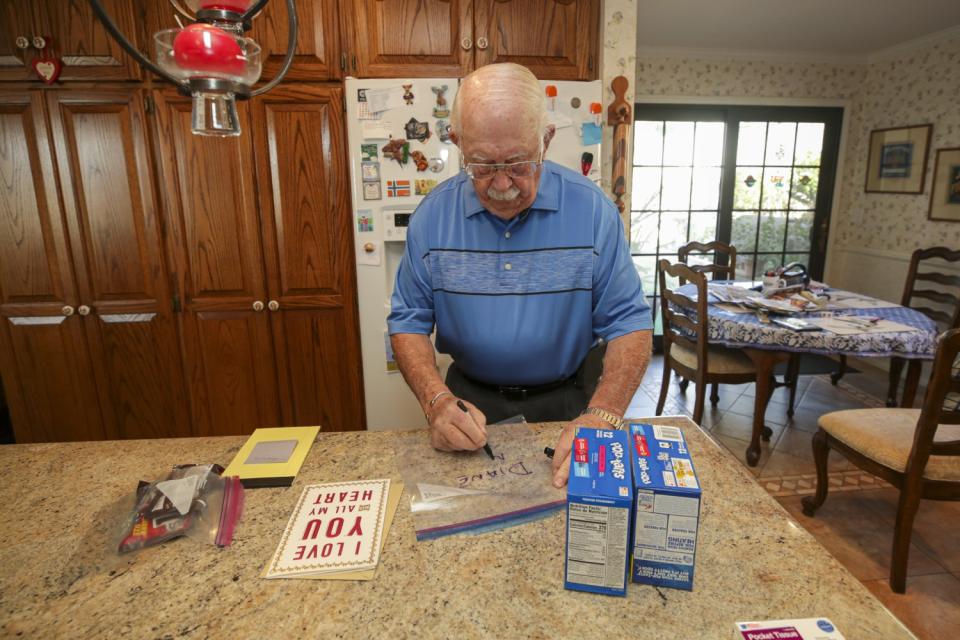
[458,399,494,459]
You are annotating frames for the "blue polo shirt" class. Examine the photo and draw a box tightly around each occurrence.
[387,161,652,386]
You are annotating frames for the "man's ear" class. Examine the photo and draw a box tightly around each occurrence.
[543,125,557,152]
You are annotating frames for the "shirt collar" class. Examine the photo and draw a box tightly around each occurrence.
[462,161,561,218]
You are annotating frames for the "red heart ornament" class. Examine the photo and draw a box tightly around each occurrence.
[32,57,62,84]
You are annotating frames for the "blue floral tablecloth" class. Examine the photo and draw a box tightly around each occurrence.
[673,285,939,360]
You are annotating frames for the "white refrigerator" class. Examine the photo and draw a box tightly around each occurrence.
[345,77,602,430]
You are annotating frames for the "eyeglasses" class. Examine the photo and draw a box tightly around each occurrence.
[464,153,543,180]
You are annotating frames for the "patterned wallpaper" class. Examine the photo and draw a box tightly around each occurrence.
[631,31,960,257]
[836,34,960,252]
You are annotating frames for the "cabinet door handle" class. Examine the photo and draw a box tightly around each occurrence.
[77,305,91,316]
[460,36,473,51]
[268,300,279,311]
[31,35,46,50]
[62,305,75,317]
[476,36,489,50]
[15,36,29,50]
[252,300,264,312]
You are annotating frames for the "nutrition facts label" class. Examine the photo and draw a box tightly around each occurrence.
[566,503,629,589]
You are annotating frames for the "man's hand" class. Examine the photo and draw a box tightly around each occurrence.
[551,413,611,488]
[427,395,488,452]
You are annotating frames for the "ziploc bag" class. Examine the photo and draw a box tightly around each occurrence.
[116,464,244,554]
[395,421,565,540]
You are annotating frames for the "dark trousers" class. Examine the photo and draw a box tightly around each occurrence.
[444,342,605,424]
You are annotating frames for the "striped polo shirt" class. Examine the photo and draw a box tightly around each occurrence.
[387,161,652,386]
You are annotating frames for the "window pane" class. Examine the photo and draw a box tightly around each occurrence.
[663,122,694,166]
[691,167,721,209]
[735,254,755,281]
[632,167,661,211]
[785,253,810,268]
[633,255,657,296]
[734,167,762,209]
[790,168,819,209]
[630,211,659,253]
[693,122,724,166]
[688,211,718,245]
[794,123,824,166]
[756,254,782,276]
[662,167,692,210]
[761,168,790,209]
[786,211,814,252]
[634,121,664,166]
[731,211,758,252]
[758,211,787,252]
[658,212,689,252]
[765,122,796,165]
[652,299,663,335]
[737,122,766,165]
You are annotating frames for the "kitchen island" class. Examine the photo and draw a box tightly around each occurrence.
[0,416,914,638]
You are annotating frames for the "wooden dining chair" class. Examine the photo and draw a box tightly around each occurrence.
[656,259,758,424]
[676,241,737,404]
[802,327,960,593]
[830,247,960,407]
[677,240,737,284]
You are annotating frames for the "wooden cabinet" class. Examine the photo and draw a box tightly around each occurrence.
[45,89,189,440]
[250,84,364,431]
[344,0,599,80]
[250,0,342,81]
[0,88,186,443]
[0,0,142,82]
[153,85,365,436]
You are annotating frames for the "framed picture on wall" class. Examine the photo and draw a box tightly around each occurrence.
[864,124,932,194]
[928,147,960,222]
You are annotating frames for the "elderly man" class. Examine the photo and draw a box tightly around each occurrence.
[388,63,652,487]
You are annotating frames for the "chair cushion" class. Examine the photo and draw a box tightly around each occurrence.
[669,342,755,375]
[818,408,960,481]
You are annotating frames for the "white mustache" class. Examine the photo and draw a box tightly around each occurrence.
[486,185,521,201]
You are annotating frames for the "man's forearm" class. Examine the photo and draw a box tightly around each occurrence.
[587,330,653,416]
[390,333,448,412]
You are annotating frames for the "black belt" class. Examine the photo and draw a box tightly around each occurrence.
[463,373,576,400]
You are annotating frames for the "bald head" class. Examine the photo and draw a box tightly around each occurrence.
[450,63,547,148]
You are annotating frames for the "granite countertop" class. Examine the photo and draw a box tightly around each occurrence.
[0,416,914,639]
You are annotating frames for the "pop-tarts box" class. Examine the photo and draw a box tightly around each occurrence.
[734,618,845,639]
[629,422,701,590]
[564,427,633,597]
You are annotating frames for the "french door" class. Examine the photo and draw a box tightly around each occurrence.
[630,105,843,339]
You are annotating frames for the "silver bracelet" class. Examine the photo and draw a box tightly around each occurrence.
[427,390,453,408]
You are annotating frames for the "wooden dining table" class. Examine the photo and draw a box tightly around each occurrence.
[678,283,940,466]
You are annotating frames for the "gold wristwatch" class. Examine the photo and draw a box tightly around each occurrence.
[585,406,624,430]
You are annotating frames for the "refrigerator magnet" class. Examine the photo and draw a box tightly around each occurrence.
[362,182,382,201]
[428,157,445,173]
[361,161,381,182]
[360,143,379,161]
[402,84,414,105]
[356,211,374,233]
[415,179,438,196]
[382,139,409,166]
[386,180,411,197]
[436,119,452,144]
[410,151,428,172]
[431,85,450,118]
[404,117,430,142]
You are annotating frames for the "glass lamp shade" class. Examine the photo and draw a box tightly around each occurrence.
[191,90,241,137]
[154,26,261,86]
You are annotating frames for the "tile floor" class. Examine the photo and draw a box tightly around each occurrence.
[627,355,960,640]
